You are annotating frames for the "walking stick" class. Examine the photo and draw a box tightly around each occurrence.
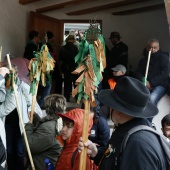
[144,50,151,86]
[30,83,38,123]
[72,19,106,170]
[6,54,35,170]
[79,100,90,170]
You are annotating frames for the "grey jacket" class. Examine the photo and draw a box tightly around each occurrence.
[0,75,16,118]
[25,115,62,170]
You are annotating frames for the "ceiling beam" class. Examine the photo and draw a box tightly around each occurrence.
[112,3,164,15]
[66,0,150,15]
[36,0,97,13]
[19,0,41,5]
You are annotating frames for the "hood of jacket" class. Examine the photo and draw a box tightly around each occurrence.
[60,108,93,146]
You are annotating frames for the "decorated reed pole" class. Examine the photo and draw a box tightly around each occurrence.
[71,19,106,170]
[143,50,151,86]
[6,54,35,170]
[28,42,55,123]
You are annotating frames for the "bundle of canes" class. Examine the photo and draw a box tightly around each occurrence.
[143,50,152,86]
[71,18,106,170]
[6,54,35,170]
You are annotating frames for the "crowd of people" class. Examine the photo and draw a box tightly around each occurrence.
[0,29,169,170]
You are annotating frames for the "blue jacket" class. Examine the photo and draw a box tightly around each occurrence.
[89,113,110,147]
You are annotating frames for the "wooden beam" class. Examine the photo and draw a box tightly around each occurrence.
[66,0,149,15]
[19,0,41,5]
[112,3,164,15]
[36,0,97,13]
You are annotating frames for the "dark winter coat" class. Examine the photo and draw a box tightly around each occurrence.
[88,113,110,147]
[25,115,62,170]
[24,41,38,60]
[135,51,169,88]
[59,42,78,73]
[109,41,128,69]
[93,118,168,170]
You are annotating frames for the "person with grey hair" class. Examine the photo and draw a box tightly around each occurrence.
[25,94,67,170]
[135,39,169,122]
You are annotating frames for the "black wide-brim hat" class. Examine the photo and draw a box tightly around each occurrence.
[99,76,158,118]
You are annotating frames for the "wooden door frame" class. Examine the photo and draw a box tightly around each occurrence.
[29,12,102,50]
[29,11,63,43]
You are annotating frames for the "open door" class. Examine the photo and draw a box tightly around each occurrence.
[29,11,62,55]
[29,12,102,55]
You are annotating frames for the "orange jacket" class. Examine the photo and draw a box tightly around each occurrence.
[56,109,93,170]
[108,78,117,89]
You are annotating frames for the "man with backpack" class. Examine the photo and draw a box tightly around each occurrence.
[78,76,169,170]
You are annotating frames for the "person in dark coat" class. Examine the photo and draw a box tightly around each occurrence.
[108,32,128,69]
[105,32,128,86]
[25,94,67,170]
[88,106,110,147]
[78,76,168,170]
[135,39,169,108]
[23,30,40,60]
[59,35,79,102]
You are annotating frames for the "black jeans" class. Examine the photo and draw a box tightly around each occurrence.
[5,123,24,170]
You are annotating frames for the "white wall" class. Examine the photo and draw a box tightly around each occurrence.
[0,1,32,60]
[43,7,169,71]
[0,1,169,71]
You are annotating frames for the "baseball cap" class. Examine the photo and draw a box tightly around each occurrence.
[111,64,126,73]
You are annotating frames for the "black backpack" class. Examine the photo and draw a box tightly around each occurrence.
[120,125,170,169]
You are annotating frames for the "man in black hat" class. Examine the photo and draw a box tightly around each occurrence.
[108,32,128,69]
[78,76,168,170]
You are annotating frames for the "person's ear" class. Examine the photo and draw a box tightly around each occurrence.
[121,71,125,75]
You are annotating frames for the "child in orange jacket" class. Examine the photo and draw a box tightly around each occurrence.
[55,108,93,170]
